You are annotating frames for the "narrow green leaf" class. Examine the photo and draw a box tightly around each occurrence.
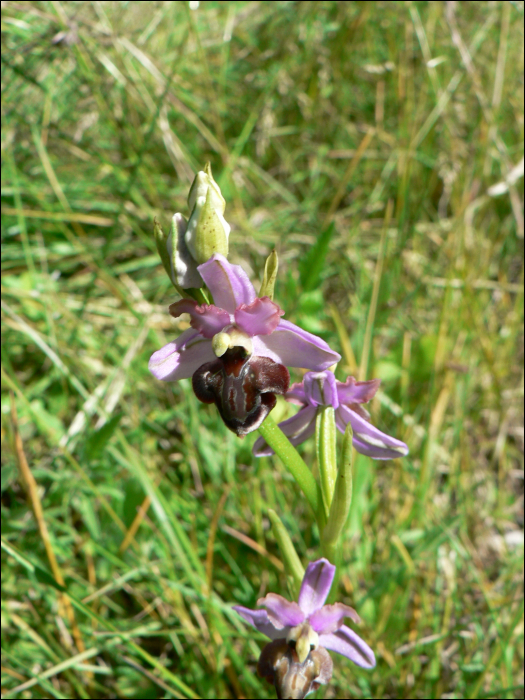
[259,249,278,300]
[1,538,198,699]
[34,566,67,592]
[268,509,304,596]
[299,222,335,291]
[85,412,123,461]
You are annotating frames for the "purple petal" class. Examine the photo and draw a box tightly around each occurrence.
[336,376,381,405]
[303,371,339,408]
[232,606,285,641]
[285,380,307,405]
[148,329,215,381]
[252,405,317,457]
[345,403,372,422]
[319,624,376,668]
[309,603,360,635]
[169,299,230,338]
[197,254,255,313]
[255,320,341,370]
[336,405,409,459]
[234,297,285,337]
[298,559,335,616]
[257,593,305,629]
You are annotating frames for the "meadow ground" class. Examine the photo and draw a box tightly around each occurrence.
[1,2,524,698]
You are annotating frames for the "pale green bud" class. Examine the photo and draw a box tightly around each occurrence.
[154,217,174,285]
[316,407,337,518]
[185,162,230,264]
[187,162,225,213]
[154,214,203,291]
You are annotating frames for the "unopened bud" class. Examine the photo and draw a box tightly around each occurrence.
[154,214,202,291]
[185,162,230,264]
[154,163,231,291]
[188,162,225,213]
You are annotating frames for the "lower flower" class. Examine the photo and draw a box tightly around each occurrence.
[234,559,375,699]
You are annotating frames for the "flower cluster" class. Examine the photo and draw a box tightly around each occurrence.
[150,166,409,698]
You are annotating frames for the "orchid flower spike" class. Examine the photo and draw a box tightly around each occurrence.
[253,370,409,459]
[234,558,375,698]
[149,255,341,435]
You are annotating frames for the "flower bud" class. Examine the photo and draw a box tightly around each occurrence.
[185,162,230,264]
[316,406,337,518]
[154,214,202,291]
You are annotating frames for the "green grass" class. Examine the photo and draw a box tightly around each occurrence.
[1,1,523,698]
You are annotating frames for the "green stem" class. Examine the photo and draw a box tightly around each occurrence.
[258,416,325,527]
[191,286,210,305]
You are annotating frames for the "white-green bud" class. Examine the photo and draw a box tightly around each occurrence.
[154,214,203,291]
[185,162,230,264]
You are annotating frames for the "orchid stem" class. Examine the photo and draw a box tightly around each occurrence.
[258,416,325,527]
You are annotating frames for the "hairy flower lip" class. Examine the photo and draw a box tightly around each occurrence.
[192,349,289,437]
[233,558,376,676]
[149,255,341,383]
[257,639,333,700]
[253,370,409,460]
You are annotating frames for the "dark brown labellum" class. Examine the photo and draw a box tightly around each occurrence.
[192,348,290,436]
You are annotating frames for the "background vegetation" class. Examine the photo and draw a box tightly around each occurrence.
[2,1,523,698]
